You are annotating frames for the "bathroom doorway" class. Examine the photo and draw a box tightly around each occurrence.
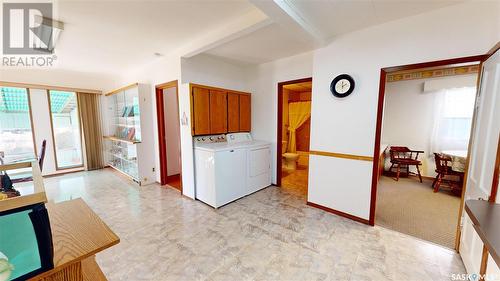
[277,78,312,197]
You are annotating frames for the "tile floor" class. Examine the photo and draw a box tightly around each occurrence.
[36,168,465,280]
[281,165,309,196]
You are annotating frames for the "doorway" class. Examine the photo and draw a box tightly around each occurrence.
[277,78,312,197]
[155,80,182,191]
[370,55,486,250]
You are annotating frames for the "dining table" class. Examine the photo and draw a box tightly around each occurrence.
[442,150,467,173]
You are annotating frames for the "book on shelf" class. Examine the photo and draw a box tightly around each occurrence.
[127,127,136,140]
[121,106,128,117]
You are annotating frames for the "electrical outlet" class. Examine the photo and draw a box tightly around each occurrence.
[152,167,155,172]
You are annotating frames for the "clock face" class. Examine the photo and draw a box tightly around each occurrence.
[335,79,351,94]
[330,74,355,98]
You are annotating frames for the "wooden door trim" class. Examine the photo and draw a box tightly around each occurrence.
[370,55,486,251]
[276,77,312,187]
[490,133,500,203]
[155,80,182,192]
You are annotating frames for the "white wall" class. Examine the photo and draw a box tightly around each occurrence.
[251,51,313,183]
[181,54,253,91]
[308,1,499,220]
[163,87,181,176]
[382,74,478,177]
[117,55,182,185]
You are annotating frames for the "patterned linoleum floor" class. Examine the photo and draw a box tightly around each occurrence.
[36,168,465,280]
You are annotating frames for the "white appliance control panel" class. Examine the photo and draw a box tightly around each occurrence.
[193,134,226,144]
[226,132,252,144]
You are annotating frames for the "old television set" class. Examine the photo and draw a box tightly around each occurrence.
[0,203,53,281]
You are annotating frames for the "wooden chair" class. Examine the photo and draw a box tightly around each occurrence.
[433,153,463,193]
[11,140,47,183]
[388,146,424,182]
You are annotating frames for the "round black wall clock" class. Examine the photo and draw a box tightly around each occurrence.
[330,74,355,98]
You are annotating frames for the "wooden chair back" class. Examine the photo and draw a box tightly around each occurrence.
[434,153,452,173]
[38,140,47,172]
[390,146,420,161]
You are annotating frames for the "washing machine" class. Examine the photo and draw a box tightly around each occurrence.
[194,133,271,208]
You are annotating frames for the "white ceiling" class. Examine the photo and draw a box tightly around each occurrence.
[203,0,462,65]
[38,0,464,73]
[205,23,315,65]
[288,0,462,40]
[52,0,260,73]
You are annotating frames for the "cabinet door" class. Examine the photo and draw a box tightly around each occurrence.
[239,94,251,132]
[192,87,210,135]
[227,92,240,132]
[209,90,227,134]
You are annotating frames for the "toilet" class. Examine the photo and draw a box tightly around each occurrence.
[282,141,299,171]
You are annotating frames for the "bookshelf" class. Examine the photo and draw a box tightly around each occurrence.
[103,83,155,185]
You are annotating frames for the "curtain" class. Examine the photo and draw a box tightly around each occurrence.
[77,93,104,170]
[430,87,475,154]
[287,101,311,153]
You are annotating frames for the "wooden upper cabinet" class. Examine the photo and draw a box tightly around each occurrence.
[192,87,210,135]
[227,93,240,132]
[209,90,227,134]
[239,94,251,132]
[191,84,251,136]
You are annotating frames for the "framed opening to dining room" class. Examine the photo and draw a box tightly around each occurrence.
[369,54,487,251]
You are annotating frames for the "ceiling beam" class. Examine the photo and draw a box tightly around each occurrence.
[178,9,273,58]
[249,0,326,47]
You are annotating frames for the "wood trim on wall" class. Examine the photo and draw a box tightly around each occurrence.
[276,77,312,187]
[155,87,167,185]
[489,133,500,203]
[307,201,370,225]
[455,61,484,250]
[309,150,373,162]
[0,81,101,95]
[486,41,500,60]
[105,83,139,96]
[370,54,487,246]
[155,80,182,192]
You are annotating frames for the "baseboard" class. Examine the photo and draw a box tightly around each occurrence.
[306,201,370,225]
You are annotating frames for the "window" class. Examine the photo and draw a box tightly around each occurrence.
[431,87,476,153]
[0,87,36,163]
[48,91,83,169]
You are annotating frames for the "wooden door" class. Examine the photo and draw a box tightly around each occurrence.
[192,87,210,135]
[227,93,240,132]
[460,50,500,275]
[209,90,227,134]
[239,94,251,132]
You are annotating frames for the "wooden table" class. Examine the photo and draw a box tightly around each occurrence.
[464,200,500,280]
[28,199,120,281]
